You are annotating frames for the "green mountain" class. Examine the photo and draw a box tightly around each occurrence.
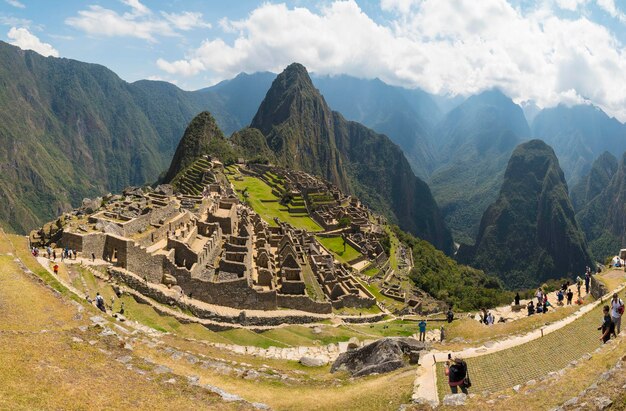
[531,104,626,185]
[457,139,592,289]
[576,152,626,261]
[570,151,618,212]
[313,75,440,178]
[230,127,275,164]
[0,40,273,234]
[249,63,453,254]
[428,89,531,244]
[163,111,237,182]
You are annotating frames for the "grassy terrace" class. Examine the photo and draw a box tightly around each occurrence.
[316,236,362,263]
[435,291,622,399]
[228,172,322,232]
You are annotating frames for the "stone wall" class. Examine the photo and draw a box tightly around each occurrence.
[590,275,609,299]
[276,294,332,314]
[332,294,376,309]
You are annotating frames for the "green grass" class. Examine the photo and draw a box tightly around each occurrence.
[316,236,362,263]
[362,265,380,277]
[229,175,322,232]
[436,299,618,398]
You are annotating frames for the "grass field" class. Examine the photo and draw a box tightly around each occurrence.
[316,236,362,263]
[229,174,322,232]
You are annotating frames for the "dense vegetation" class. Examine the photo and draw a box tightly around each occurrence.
[458,140,593,289]
[230,127,275,164]
[250,63,454,254]
[389,226,514,311]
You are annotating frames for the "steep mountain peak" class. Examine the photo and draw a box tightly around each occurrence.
[249,63,453,254]
[164,111,235,182]
[458,139,592,288]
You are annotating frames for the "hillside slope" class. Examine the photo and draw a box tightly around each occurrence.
[458,139,592,288]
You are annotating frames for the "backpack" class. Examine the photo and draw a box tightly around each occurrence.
[618,299,625,315]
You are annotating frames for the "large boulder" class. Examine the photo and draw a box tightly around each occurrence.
[330,337,426,377]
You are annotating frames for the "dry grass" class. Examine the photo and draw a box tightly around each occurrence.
[136,343,415,411]
[597,269,626,294]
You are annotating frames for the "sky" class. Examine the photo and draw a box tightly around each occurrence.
[2,0,626,120]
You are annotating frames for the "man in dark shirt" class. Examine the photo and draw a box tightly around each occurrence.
[599,305,614,343]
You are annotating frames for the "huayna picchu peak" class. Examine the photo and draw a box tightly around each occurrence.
[250,63,454,254]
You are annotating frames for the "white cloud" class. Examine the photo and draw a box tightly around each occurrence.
[596,0,626,22]
[66,1,210,42]
[7,27,59,57]
[5,0,25,9]
[161,11,211,31]
[0,15,31,27]
[156,0,626,121]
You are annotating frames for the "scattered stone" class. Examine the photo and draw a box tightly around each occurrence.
[243,370,260,380]
[312,326,322,335]
[512,385,521,392]
[563,397,579,407]
[88,340,98,346]
[526,379,536,386]
[299,356,327,367]
[185,354,199,364]
[124,343,133,351]
[347,337,360,350]
[99,328,116,337]
[592,397,612,410]
[164,378,176,384]
[116,355,132,364]
[251,402,271,410]
[153,365,172,374]
[71,337,83,343]
[442,393,467,406]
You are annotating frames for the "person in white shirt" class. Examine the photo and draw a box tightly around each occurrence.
[610,293,624,336]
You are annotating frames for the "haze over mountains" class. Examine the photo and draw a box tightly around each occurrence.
[2,39,625,286]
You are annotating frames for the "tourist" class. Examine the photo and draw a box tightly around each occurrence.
[444,355,469,394]
[527,301,535,316]
[514,292,520,306]
[95,293,106,313]
[557,289,564,306]
[446,307,454,323]
[440,326,445,342]
[537,304,543,314]
[543,299,549,313]
[536,288,543,304]
[585,272,591,294]
[91,252,95,262]
[52,250,56,261]
[599,305,614,344]
[53,264,59,275]
[418,319,427,342]
[610,293,624,336]
[486,312,494,325]
[566,289,574,305]
[576,277,582,296]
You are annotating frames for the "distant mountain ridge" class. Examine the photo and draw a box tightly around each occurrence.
[249,63,454,254]
[458,139,593,289]
[427,89,531,244]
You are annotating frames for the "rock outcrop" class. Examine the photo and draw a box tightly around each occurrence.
[330,337,426,377]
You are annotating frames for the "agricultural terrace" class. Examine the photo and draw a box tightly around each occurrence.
[226,168,322,232]
[316,235,362,263]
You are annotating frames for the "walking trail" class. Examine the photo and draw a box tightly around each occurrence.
[412,274,626,406]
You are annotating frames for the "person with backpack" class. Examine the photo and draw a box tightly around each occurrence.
[599,305,615,343]
[95,292,106,313]
[566,289,574,305]
[444,355,470,394]
[446,308,454,323]
[418,319,427,342]
[610,293,624,335]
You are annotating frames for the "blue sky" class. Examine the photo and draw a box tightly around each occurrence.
[2,0,626,120]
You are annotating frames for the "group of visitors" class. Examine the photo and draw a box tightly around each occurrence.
[34,246,78,261]
[599,293,624,343]
[528,288,551,315]
[60,247,77,261]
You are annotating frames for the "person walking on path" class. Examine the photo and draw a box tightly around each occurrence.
[567,289,574,305]
[440,326,445,342]
[514,292,520,306]
[536,288,543,304]
[585,271,591,294]
[444,356,469,394]
[53,264,59,275]
[599,305,615,344]
[610,293,624,336]
[418,319,427,342]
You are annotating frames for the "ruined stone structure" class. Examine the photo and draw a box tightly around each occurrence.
[37,159,380,315]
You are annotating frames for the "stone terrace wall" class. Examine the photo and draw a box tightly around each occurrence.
[277,294,332,314]
[332,294,376,309]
